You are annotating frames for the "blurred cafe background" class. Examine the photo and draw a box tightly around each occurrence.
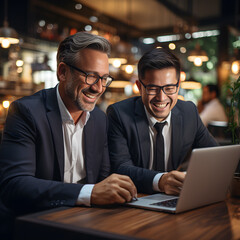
[0,0,240,144]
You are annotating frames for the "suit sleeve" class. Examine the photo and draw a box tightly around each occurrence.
[0,101,82,214]
[98,112,111,181]
[107,105,158,194]
[172,101,218,167]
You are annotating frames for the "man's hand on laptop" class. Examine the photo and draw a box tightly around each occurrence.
[158,171,186,195]
[91,174,137,205]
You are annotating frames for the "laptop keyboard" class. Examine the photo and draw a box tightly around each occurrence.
[150,198,178,208]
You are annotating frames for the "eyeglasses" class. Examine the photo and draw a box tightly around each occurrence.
[64,62,114,87]
[139,79,179,95]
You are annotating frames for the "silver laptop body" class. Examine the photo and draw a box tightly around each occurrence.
[127,145,240,213]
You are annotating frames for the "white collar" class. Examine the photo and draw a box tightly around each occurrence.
[144,105,171,129]
[56,84,90,126]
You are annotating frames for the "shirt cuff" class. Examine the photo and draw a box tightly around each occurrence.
[153,173,166,192]
[76,184,94,206]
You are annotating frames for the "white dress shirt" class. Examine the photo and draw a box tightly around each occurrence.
[56,86,94,206]
[144,107,172,191]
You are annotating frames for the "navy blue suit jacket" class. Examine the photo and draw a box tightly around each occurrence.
[0,87,110,216]
[107,97,218,194]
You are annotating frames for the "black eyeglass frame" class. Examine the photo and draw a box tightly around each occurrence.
[63,62,114,87]
[138,78,179,95]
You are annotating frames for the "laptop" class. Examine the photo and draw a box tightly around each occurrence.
[127,145,240,213]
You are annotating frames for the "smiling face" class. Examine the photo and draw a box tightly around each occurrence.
[137,67,180,122]
[58,48,109,116]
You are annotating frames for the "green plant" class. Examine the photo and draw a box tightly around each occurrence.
[227,76,240,195]
[228,76,240,144]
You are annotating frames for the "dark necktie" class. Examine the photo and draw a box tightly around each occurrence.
[153,122,166,171]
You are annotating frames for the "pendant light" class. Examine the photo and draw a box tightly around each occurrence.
[0,0,19,48]
[231,48,240,75]
[188,43,208,67]
[181,78,202,90]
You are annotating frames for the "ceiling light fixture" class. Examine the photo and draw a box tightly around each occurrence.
[231,60,240,74]
[142,38,155,44]
[108,80,131,88]
[187,44,208,66]
[121,64,135,74]
[0,0,19,48]
[231,48,240,75]
[181,78,202,90]
[109,58,127,68]
[180,71,186,82]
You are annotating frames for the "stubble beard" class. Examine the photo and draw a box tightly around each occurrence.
[65,80,98,112]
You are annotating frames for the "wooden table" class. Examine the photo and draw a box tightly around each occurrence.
[15,197,240,240]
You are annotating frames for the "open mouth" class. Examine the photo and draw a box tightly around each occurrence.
[153,102,169,109]
[81,91,100,104]
[83,92,97,99]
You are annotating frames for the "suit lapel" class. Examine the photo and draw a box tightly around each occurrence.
[83,113,95,183]
[45,87,65,181]
[135,98,151,168]
[171,105,183,169]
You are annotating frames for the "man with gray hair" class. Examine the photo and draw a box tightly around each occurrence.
[0,32,136,239]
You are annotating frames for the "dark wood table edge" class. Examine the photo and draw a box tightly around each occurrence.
[14,207,147,240]
[14,197,240,240]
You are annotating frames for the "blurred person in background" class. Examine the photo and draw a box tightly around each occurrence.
[198,84,228,126]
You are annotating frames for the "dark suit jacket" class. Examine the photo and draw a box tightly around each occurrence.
[0,86,110,237]
[107,96,218,194]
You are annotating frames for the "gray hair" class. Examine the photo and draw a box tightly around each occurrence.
[57,31,111,66]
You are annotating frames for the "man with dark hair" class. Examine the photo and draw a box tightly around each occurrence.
[0,32,136,239]
[107,47,217,195]
[198,84,228,126]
